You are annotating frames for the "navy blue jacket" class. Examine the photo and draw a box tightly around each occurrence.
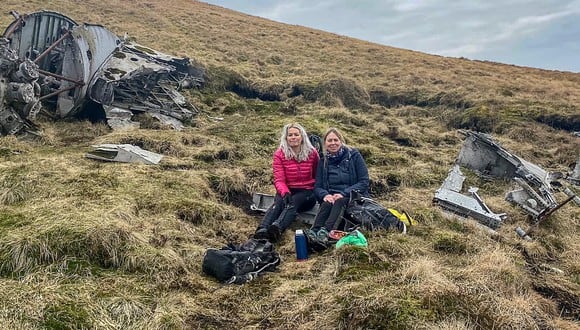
[314,147,369,202]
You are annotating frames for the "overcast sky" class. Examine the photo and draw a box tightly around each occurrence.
[202,0,580,73]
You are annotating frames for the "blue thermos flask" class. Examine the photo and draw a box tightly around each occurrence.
[295,229,308,261]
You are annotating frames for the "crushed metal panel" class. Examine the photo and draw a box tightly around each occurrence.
[457,131,550,184]
[505,177,551,217]
[57,28,87,117]
[456,131,558,219]
[250,193,275,212]
[89,42,201,124]
[56,24,120,117]
[103,106,140,130]
[85,144,163,165]
[439,163,465,192]
[434,164,507,229]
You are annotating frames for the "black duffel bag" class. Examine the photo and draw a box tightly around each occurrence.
[202,238,280,284]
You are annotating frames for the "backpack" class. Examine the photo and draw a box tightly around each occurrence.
[308,134,323,155]
[345,192,410,232]
[202,238,280,284]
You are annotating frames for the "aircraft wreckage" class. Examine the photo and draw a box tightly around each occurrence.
[0,10,204,136]
[434,131,579,235]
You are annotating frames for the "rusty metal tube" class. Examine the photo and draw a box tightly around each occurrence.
[38,69,84,86]
[38,85,77,101]
[33,30,70,64]
[3,16,23,39]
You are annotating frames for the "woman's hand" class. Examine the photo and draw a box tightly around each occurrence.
[323,194,335,204]
[283,193,292,206]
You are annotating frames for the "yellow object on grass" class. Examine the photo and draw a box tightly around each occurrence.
[388,209,417,226]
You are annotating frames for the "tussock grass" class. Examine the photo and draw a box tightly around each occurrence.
[0,0,578,328]
[0,215,137,275]
[0,135,31,157]
[0,171,33,205]
[316,107,370,127]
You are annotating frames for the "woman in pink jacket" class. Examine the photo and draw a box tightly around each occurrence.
[254,123,319,242]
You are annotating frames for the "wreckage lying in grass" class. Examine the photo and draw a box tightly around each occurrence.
[434,131,578,233]
[434,164,507,229]
[0,10,204,136]
[85,144,163,165]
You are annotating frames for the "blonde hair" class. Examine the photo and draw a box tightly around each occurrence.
[322,127,348,153]
[279,123,315,162]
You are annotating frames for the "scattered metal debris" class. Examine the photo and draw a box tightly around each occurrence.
[0,10,204,136]
[515,227,532,241]
[250,192,318,225]
[436,131,578,238]
[85,144,163,164]
[250,193,276,212]
[515,193,577,239]
[538,263,564,274]
[434,164,507,229]
[456,131,559,219]
[563,187,580,206]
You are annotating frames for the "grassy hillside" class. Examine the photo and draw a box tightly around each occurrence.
[1,1,579,329]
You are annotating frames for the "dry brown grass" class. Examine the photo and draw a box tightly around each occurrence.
[0,0,578,329]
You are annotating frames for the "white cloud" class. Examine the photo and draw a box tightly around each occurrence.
[393,0,438,12]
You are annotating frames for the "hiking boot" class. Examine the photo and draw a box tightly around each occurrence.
[305,228,318,242]
[317,228,329,242]
[267,223,282,242]
[254,228,269,240]
[305,228,329,252]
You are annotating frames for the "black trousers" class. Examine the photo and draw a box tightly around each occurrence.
[258,189,316,232]
[311,197,349,231]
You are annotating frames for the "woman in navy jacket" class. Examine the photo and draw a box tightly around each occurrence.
[311,128,369,237]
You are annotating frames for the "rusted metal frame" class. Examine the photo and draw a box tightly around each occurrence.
[39,85,77,101]
[537,194,577,223]
[523,194,577,237]
[33,30,71,64]
[38,69,84,86]
[3,15,25,38]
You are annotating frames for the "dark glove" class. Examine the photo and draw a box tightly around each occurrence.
[283,193,292,207]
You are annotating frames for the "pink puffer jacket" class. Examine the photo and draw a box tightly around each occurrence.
[272,148,319,196]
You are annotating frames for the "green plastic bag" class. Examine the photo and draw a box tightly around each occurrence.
[335,230,368,249]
